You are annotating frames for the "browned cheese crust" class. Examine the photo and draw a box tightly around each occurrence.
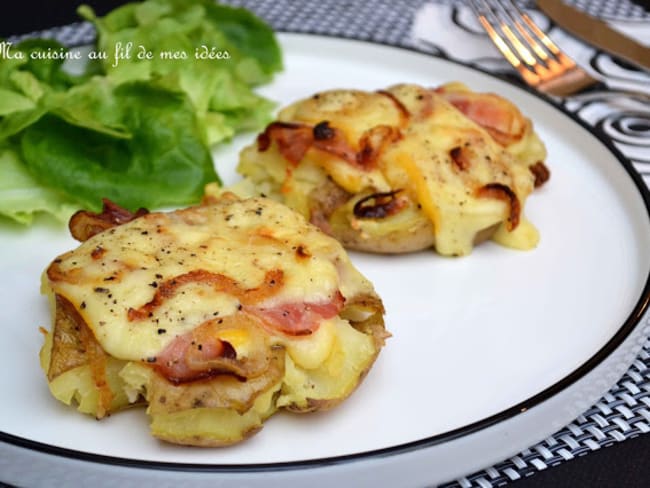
[40,195,388,446]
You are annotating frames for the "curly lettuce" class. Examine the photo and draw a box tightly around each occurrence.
[0,0,282,224]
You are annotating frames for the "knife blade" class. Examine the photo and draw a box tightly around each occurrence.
[537,0,650,70]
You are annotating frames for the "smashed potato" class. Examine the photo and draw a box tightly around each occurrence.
[40,195,388,446]
[237,82,549,256]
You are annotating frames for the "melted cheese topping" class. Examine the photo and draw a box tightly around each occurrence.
[46,197,375,361]
[281,89,404,149]
[238,82,548,256]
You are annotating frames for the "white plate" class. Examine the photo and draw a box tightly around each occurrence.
[2,33,650,487]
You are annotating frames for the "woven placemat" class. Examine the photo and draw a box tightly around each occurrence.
[7,1,650,486]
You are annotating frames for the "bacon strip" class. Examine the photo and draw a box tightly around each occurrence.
[154,317,242,384]
[476,183,521,231]
[141,275,344,382]
[248,291,345,336]
[257,122,314,166]
[437,88,526,146]
[69,198,148,242]
[257,119,398,171]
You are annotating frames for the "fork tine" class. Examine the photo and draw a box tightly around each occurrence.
[470,0,541,86]
[517,9,577,70]
[497,0,564,75]
[489,0,539,68]
[470,0,596,96]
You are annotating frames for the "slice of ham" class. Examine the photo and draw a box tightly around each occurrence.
[436,86,527,146]
[257,120,394,171]
[247,291,345,336]
[154,320,237,384]
[257,122,314,166]
[153,292,345,383]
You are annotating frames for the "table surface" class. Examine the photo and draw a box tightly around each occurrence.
[2,1,650,487]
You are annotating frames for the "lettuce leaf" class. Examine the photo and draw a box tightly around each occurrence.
[78,0,282,145]
[0,0,282,225]
[20,80,217,212]
[0,148,78,224]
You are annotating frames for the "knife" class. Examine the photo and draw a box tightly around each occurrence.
[537,0,650,70]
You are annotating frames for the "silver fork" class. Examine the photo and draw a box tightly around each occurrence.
[469,0,598,96]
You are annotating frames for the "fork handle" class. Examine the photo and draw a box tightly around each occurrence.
[536,66,598,97]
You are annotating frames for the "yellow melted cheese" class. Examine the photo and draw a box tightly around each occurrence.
[238,82,548,256]
[47,197,376,362]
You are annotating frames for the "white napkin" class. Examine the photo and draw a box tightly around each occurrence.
[410,1,650,96]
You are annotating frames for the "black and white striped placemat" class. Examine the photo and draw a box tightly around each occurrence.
[7,1,650,486]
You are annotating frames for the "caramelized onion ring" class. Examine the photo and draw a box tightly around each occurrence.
[128,269,284,321]
[353,190,406,219]
[476,183,521,231]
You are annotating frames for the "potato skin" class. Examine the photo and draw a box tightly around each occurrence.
[326,192,435,254]
[148,382,282,447]
[300,176,507,253]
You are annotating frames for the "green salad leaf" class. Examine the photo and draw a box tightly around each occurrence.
[0,0,282,224]
[21,80,217,212]
[78,0,281,145]
[0,147,78,225]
